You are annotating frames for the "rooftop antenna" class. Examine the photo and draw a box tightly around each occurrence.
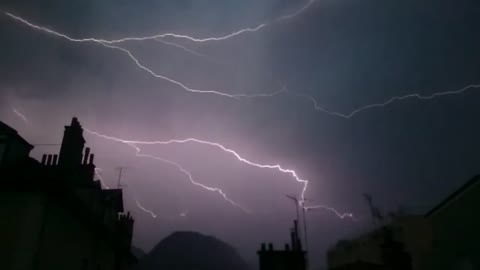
[286,195,301,223]
[116,166,129,189]
[285,195,312,252]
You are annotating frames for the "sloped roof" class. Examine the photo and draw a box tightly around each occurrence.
[425,175,480,217]
[0,121,33,148]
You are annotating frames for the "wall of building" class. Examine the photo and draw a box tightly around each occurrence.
[35,194,117,270]
[0,191,47,270]
[327,216,432,270]
[426,181,480,270]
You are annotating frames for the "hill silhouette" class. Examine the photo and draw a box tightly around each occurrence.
[135,231,249,270]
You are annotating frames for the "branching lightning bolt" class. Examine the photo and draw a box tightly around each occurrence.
[155,38,212,60]
[133,146,251,213]
[3,0,315,45]
[3,12,280,99]
[99,136,249,213]
[84,129,354,220]
[297,84,480,119]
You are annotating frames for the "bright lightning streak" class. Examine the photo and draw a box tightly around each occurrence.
[155,38,212,60]
[108,0,316,43]
[4,12,281,99]
[305,205,355,220]
[98,42,245,98]
[298,84,480,119]
[84,129,354,220]
[4,0,316,45]
[12,108,30,125]
[278,0,315,21]
[113,139,249,213]
[4,0,315,45]
[135,149,251,213]
[135,199,158,218]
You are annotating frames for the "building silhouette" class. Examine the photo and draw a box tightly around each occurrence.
[424,175,480,270]
[0,118,137,270]
[327,215,428,270]
[257,220,307,270]
[327,175,480,270]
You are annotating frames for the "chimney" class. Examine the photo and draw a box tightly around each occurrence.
[58,117,85,167]
[83,147,90,164]
[294,220,302,250]
[291,229,297,250]
[41,154,47,165]
[52,155,58,165]
[89,153,94,164]
[46,154,52,166]
[268,243,274,251]
[261,243,266,251]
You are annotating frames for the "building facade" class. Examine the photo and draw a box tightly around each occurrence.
[424,175,480,270]
[327,175,480,270]
[327,216,432,270]
[0,118,136,270]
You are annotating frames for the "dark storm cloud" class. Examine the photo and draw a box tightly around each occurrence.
[1,0,480,268]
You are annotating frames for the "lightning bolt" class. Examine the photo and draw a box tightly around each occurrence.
[3,0,315,45]
[305,205,355,220]
[3,0,316,98]
[135,198,158,218]
[3,12,280,99]
[155,38,212,60]
[134,148,251,213]
[297,84,480,119]
[84,129,354,220]
[110,138,249,213]
[12,108,30,125]
[135,198,190,220]
[278,0,316,21]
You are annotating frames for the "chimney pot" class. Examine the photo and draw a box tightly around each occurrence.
[83,147,90,164]
[46,155,52,166]
[41,154,47,165]
[52,155,58,165]
[89,153,94,164]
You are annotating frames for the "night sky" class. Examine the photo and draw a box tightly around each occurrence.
[1,0,480,268]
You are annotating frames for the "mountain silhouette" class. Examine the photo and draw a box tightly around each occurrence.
[135,231,249,270]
